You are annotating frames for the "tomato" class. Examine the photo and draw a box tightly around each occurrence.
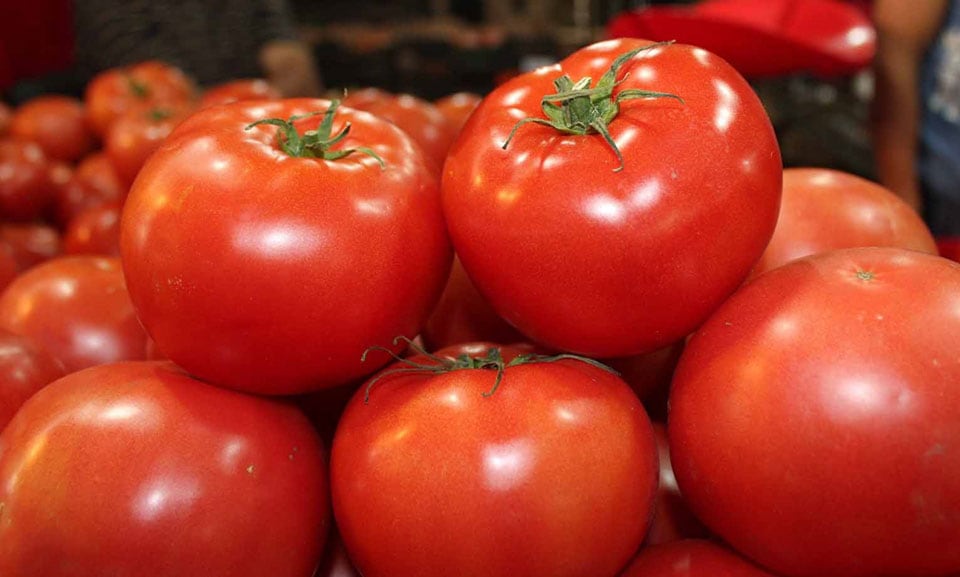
[0,361,329,576]
[105,106,189,186]
[622,540,777,577]
[121,99,450,395]
[0,140,55,221]
[331,345,658,577]
[73,151,126,200]
[0,328,64,431]
[0,244,18,291]
[63,202,121,256]
[422,255,527,350]
[604,341,684,420]
[669,247,960,577]
[316,531,361,577]
[753,168,937,276]
[435,91,482,134]
[345,92,456,171]
[442,38,781,358]
[85,60,195,137]
[0,103,10,135]
[0,256,148,373]
[0,223,61,270]
[341,87,393,110]
[9,95,96,162]
[939,237,960,262]
[644,424,709,546]
[200,78,282,108]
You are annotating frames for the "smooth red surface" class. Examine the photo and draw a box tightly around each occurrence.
[0,244,18,291]
[73,152,126,200]
[604,341,684,409]
[435,92,482,134]
[753,168,937,276]
[442,38,781,357]
[644,425,709,546]
[670,247,960,577]
[0,328,64,431]
[0,103,11,135]
[84,61,195,137]
[0,361,329,576]
[608,0,875,78]
[0,256,147,373]
[332,346,658,577]
[63,203,121,256]
[0,223,61,270]
[121,99,451,394]
[316,531,361,577]
[9,96,95,163]
[422,255,526,350]
[200,79,282,108]
[0,140,54,222]
[938,237,960,262]
[622,540,777,576]
[105,106,189,186]
[346,92,456,171]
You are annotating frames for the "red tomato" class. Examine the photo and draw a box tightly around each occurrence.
[0,244,18,291]
[73,152,126,200]
[54,152,127,226]
[346,92,456,170]
[316,531,361,577]
[331,345,658,577]
[442,39,781,358]
[435,91,482,134]
[105,106,189,186]
[0,103,10,135]
[121,99,451,395]
[342,87,393,110]
[0,256,148,373]
[0,361,329,576]
[85,60,195,137]
[422,255,527,350]
[0,223,61,270]
[0,328,64,431]
[622,540,777,577]
[604,341,684,416]
[0,140,55,221]
[9,95,96,162]
[669,247,960,577]
[939,237,960,262]
[753,168,937,276]
[63,202,121,256]
[200,78,282,108]
[644,424,709,546]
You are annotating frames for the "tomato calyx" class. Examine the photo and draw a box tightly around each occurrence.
[360,337,618,402]
[147,108,172,122]
[125,76,150,99]
[502,42,683,172]
[245,99,386,167]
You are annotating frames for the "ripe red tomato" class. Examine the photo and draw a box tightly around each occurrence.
[63,202,121,256]
[121,99,451,394]
[345,92,456,171]
[753,168,938,276]
[0,328,64,431]
[316,531,361,577]
[0,223,61,270]
[939,237,960,262]
[604,341,684,417]
[341,87,393,110]
[0,140,55,221]
[442,39,781,358]
[200,78,282,108]
[73,151,126,199]
[669,247,960,577]
[0,256,147,373]
[435,91,482,134]
[331,345,658,577]
[422,255,526,350]
[105,106,190,186]
[622,540,777,577]
[644,424,709,546]
[0,103,10,135]
[9,95,96,162]
[0,361,329,576]
[85,60,195,137]
[0,244,18,291]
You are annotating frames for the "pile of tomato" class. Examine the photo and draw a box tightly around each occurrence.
[0,38,958,577]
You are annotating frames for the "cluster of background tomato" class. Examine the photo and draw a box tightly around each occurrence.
[0,38,959,577]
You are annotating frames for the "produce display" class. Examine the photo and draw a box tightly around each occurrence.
[0,37,957,577]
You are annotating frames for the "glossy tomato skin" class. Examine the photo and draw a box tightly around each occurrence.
[0,223,61,270]
[0,140,55,221]
[105,106,189,186]
[9,96,96,162]
[435,91,482,134]
[121,99,451,395]
[644,424,709,546]
[753,168,937,276]
[0,244,18,291]
[0,328,65,431]
[73,151,126,201]
[670,247,960,577]
[85,60,195,137]
[63,202,121,256]
[200,78,282,108]
[442,39,781,358]
[621,540,777,577]
[0,361,329,577]
[332,347,659,577]
[0,102,10,135]
[0,256,147,373]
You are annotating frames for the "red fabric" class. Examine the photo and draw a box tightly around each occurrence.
[0,0,74,90]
